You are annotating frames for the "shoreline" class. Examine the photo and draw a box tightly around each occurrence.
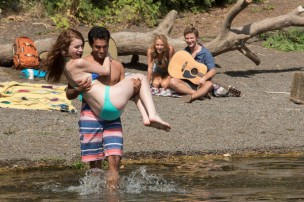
[1,149,303,173]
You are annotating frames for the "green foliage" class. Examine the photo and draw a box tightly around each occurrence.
[51,14,70,29]
[0,0,22,13]
[42,0,105,28]
[107,0,161,27]
[263,4,274,10]
[2,0,241,28]
[0,0,46,15]
[214,0,237,7]
[252,0,265,3]
[41,0,161,27]
[159,0,214,13]
[42,0,76,15]
[73,161,86,169]
[251,3,274,13]
[101,160,108,169]
[77,0,104,24]
[260,28,304,52]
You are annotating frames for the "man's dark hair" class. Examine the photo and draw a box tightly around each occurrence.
[88,26,110,46]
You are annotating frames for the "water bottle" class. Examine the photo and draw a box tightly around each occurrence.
[28,69,34,80]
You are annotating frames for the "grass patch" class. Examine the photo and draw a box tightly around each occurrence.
[72,160,86,169]
[260,28,304,52]
[251,4,274,13]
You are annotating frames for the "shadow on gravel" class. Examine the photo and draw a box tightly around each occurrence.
[222,67,304,78]
[123,62,148,71]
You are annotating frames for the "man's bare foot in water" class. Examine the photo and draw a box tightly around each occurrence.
[106,173,119,192]
[145,114,171,132]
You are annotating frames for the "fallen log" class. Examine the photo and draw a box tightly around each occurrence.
[0,44,13,66]
[0,0,303,67]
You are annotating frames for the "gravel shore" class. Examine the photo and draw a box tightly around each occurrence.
[0,43,303,168]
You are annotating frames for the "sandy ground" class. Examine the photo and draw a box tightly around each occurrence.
[0,42,303,168]
[0,0,303,168]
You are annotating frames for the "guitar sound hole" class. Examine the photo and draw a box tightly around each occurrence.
[191,68,198,75]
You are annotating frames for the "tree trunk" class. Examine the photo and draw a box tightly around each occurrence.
[0,0,303,67]
[290,72,304,104]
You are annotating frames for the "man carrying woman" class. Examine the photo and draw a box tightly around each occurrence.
[46,27,170,190]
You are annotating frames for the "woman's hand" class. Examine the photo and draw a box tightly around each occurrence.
[76,76,92,92]
[132,78,141,95]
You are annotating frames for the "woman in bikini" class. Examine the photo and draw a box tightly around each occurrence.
[147,34,175,89]
[45,28,170,132]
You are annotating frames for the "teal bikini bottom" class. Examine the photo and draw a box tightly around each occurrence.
[99,86,122,121]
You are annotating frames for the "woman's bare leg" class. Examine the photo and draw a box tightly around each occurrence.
[152,74,162,88]
[161,75,171,89]
[111,73,171,131]
[132,95,150,125]
[130,74,171,131]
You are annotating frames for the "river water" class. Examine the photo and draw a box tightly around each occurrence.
[0,156,303,201]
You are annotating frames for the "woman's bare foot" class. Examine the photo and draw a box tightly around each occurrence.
[147,115,171,132]
[142,114,151,126]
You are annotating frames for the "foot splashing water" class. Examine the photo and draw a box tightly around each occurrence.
[68,166,185,197]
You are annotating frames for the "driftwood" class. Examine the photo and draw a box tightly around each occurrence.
[290,72,304,104]
[0,0,303,67]
[208,0,304,65]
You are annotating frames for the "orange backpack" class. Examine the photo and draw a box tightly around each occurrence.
[12,37,41,70]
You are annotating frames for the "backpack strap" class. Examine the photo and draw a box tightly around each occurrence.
[24,42,37,50]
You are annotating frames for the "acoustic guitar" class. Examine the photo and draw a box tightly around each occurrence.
[168,50,241,97]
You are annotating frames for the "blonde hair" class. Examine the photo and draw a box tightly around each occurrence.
[149,34,170,64]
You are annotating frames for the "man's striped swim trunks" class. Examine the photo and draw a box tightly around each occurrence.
[79,102,123,162]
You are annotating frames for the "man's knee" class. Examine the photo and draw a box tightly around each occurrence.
[206,81,214,90]
[200,81,214,91]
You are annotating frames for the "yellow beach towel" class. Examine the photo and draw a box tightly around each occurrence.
[0,81,75,111]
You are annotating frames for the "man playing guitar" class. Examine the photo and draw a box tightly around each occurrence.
[169,26,217,103]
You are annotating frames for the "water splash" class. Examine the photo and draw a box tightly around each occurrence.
[68,168,107,195]
[67,166,183,195]
[120,166,182,194]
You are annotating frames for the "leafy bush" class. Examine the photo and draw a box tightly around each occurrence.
[261,28,304,52]
[43,0,105,28]
[1,0,242,28]
[0,0,47,18]
[0,0,23,14]
[105,0,161,27]
[42,0,161,28]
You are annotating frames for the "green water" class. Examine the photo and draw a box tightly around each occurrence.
[0,156,303,201]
